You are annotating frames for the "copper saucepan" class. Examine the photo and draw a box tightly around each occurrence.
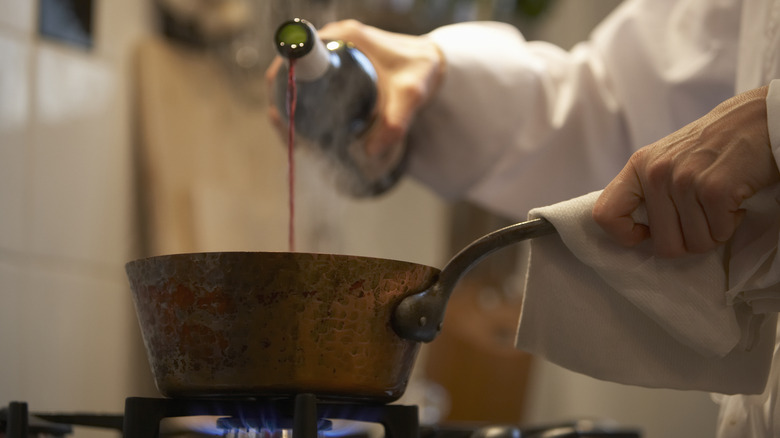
[125,218,555,402]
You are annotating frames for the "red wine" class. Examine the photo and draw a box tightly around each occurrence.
[286,59,297,252]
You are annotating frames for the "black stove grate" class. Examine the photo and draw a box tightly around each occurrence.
[2,401,123,438]
[1,398,642,438]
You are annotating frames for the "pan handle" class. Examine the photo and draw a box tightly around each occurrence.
[392,217,557,342]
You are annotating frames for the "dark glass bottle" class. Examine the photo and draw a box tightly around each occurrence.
[273,18,405,197]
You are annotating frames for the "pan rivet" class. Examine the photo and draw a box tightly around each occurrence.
[418,316,427,327]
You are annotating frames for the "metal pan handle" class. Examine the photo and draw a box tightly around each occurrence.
[392,217,556,342]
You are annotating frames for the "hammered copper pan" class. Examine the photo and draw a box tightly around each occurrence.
[125,218,555,402]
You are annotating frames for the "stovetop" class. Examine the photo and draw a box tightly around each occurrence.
[1,396,642,438]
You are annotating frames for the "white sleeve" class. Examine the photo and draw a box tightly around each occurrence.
[406,0,741,219]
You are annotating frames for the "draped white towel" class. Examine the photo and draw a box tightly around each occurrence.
[515,188,780,394]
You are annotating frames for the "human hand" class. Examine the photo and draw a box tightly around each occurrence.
[265,19,445,161]
[593,86,779,257]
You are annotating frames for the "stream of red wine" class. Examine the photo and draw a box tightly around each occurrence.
[286,59,297,252]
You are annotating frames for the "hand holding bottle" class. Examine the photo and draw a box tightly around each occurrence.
[316,20,446,162]
[265,19,446,196]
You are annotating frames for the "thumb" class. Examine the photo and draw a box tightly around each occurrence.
[593,166,650,246]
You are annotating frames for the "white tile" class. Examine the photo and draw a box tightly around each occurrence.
[0,0,35,35]
[0,35,30,252]
[34,44,114,124]
[19,266,135,412]
[29,44,134,266]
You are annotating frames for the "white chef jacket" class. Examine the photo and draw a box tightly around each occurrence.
[405,0,780,437]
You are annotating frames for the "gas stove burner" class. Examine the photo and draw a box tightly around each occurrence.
[123,395,419,438]
[219,428,294,438]
[215,417,333,434]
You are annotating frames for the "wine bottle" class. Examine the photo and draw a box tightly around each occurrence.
[273,18,406,197]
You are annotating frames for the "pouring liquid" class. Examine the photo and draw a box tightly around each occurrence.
[286,59,297,252]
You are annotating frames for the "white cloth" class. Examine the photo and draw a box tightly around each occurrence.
[515,189,780,395]
[713,322,780,437]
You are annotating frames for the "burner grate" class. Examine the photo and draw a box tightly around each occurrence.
[1,402,74,438]
[1,398,642,438]
[123,394,419,438]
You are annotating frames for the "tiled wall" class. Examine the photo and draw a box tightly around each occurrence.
[0,0,154,431]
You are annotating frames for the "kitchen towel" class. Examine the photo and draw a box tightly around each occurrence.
[516,187,780,394]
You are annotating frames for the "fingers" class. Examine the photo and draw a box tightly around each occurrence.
[264,57,289,142]
[667,162,738,254]
[593,161,650,247]
[318,19,379,51]
[594,144,728,257]
[267,105,285,133]
[264,56,283,94]
[317,20,445,165]
[364,74,428,158]
[595,130,765,258]
[669,187,713,254]
[651,157,705,256]
[644,190,687,257]
[699,178,752,243]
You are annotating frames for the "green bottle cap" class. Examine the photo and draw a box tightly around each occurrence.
[275,18,316,59]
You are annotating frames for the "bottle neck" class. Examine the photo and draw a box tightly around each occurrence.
[275,19,331,82]
[290,38,331,82]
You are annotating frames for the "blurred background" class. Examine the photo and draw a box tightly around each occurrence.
[0,1,719,437]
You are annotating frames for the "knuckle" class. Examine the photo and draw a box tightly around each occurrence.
[670,167,697,189]
[697,174,735,211]
[698,182,726,208]
[670,168,697,198]
[339,19,363,32]
[395,76,427,107]
[379,116,406,142]
[373,108,407,144]
[643,158,672,190]
[591,203,608,226]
